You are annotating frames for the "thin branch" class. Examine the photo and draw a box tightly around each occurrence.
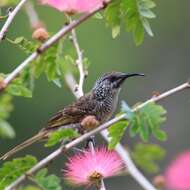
[5,81,190,190]
[0,0,28,42]
[67,15,85,97]
[71,28,85,97]
[24,1,41,30]
[68,21,106,190]
[99,179,106,190]
[0,4,105,91]
[64,72,81,98]
[101,130,156,190]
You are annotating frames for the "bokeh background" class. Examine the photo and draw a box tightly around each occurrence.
[0,0,190,189]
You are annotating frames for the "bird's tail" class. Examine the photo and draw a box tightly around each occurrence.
[0,131,47,160]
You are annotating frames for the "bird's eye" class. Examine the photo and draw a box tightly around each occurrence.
[109,76,117,82]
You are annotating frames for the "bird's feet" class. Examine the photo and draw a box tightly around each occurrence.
[85,136,96,149]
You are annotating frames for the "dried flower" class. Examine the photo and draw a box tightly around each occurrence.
[40,0,109,14]
[32,27,49,42]
[81,115,100,130]
[63,147,123,186]
[165,150,190,190]
[153,175,165,189]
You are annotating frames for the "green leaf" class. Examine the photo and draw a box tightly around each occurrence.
[93,12,103,19]
[124,102,167,141]
[108,120,129,149]
[104,0,121,38]
[121,101,134,119]
[7,37,63,88]
[112,25,121,38]
[7,84,32,98]
[0,94,14,139]
[131,143,165,173]
[33,169,62,190]
[0,155,37,189]
[0,0,19,6]
[18,185,41,190]
[152,129,167,141]
[139,8,156,18]
[104,0,121,27]
[8,37,37,54]
[0,120,15,139]
[45,128,79,147]
[121,0,156,45]
[0,94,13,119]
[32,60,46,79]
[2,67,33,98]
[134,20,145,46]
[139,0,156,8]
[141,18,154,36]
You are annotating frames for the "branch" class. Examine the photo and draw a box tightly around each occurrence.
[64,72,81,98]
[0,0,28,42]
[0,4,105,91]
[101,130,156,190]
[67,21,106,190]
[70,24,106,189]
[5,81,190,190]
[70,26,85,97]
[24,1,42,30]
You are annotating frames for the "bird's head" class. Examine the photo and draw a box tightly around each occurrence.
[92,71,144,100]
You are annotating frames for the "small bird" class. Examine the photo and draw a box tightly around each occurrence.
[1,71,144,160]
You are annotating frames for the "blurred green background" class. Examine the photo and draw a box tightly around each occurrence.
[0,0,190,189]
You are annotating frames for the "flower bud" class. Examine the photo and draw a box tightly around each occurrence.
[153,175,165,189]
[32,27,49,42]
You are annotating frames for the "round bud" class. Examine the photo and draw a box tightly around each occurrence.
[32,28,49,42]
[81,115,100,130]
[153,175,165,189]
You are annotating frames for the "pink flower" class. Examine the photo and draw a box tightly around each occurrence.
[63,147,123,186]
[165,150,190,190]
[40,0,108,14]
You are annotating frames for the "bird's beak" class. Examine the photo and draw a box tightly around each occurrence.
[115,73,145,87]
[122,73,145,79]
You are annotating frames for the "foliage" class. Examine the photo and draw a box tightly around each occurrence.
[19,186,41,190]
[122,101,167,141]
[6,36,91,97]
[108,101,167,148]
[9,37,38,54]
[0,94,15,139]
[0,1,174,188]
[108,120,129,149]
[8,37,62,87]
[0,155,37,189]
[33,169,62,190]
[0,0,19,7]
[0,71,33,98]
[131,143,166,173]
[104,0,156,45]
[45,128,79,147]
[6,74,33,98]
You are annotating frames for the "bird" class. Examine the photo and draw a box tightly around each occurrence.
[0,71,144,160]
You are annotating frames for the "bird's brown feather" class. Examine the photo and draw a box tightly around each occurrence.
[47,94,97,129]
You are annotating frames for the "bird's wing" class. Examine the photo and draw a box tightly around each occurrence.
[47,94,96,129]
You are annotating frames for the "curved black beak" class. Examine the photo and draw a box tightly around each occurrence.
[115,73,145,88]
[122,73,145,79]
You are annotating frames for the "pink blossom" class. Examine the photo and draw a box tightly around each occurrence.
[63,147,123,186]
[165,150,190,190]
[40,0,108,14]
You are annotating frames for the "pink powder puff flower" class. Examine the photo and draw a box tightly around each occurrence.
[165,150,190,190]
[40,0,109,14]
[63,147,124,186]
